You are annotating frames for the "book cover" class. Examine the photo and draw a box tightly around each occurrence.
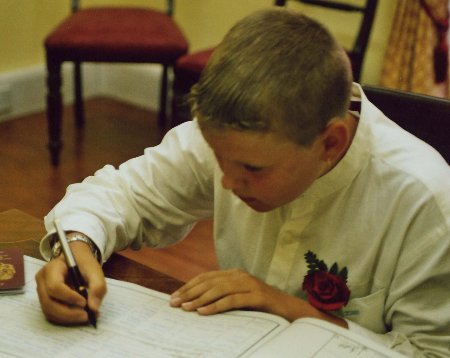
[0,247,25,294]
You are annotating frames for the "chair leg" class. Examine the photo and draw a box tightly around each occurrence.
[349,53,363,82]
[158,65,169,128]
[171,76,193,128]
[46,60,63,166]
[74,61,84,128]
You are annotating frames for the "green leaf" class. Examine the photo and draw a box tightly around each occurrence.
[329,262,338,275]
[304,251,349,283]
[339,266,348,282]
[304,250,328,273]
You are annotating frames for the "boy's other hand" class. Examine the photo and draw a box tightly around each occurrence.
[170,269,294,319]
[170,269,348,328]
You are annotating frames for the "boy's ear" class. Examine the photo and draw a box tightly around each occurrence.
[319,119,351,162]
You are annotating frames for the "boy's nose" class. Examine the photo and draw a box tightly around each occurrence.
[221,166,245,191]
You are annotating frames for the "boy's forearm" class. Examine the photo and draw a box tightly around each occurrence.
[271,290,348,328]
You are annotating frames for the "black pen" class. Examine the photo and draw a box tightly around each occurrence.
[54,219,97,328]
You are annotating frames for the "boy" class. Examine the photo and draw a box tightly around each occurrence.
[36,8,450,356]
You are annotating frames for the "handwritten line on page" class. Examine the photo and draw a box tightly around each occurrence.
[0,257,402,358]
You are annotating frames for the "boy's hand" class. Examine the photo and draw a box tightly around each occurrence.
[35,241,107,326]
[170,269,299,319]
[170,269,347,328]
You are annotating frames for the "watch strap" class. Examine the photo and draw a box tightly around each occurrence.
[51,233,101,263]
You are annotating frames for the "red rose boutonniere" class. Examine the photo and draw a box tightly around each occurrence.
[301,250,350,311]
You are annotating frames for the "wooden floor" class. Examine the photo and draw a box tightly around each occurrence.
[0,98,217,282]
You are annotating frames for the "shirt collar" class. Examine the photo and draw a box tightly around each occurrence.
[289,83,372,215]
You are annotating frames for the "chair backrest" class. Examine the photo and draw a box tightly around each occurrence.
[362,85,450,163]
[70,0,174,15]
[274,0,378,81]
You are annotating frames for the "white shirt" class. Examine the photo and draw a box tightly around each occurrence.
[41,86,450,357]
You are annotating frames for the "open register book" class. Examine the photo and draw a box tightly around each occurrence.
[0,256,403,357]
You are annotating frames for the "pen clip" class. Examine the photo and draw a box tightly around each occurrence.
[54,219,77,268]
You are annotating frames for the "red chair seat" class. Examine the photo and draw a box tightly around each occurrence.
[45,8,188,63]
[45,5,188,166]
[171,48,214,126]
[174,48,215,83]
[170,0,378,128]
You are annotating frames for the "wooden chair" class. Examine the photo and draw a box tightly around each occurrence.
[171,0,378,127]
[277,0,379,82]
[45,0,188,166]
[171,48,215,127]
[363,85,450,163]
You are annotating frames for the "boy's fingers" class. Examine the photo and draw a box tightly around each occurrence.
[171,271,233,307]
[38,291,90,325]
[35,268,90,325]
[36,259,86,307]
[171,270,268,313]
[35,251,107,325]
[196,293,253,315]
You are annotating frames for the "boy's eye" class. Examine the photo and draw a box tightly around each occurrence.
[243,164,264,172]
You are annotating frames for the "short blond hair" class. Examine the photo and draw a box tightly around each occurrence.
[190,8,352,146]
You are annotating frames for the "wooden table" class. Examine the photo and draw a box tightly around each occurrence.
[0,209,183,294]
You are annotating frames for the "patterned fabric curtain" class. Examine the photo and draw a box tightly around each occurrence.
[380,0,450,98]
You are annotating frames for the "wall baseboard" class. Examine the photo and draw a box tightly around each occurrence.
[100,63,163,111]
[0,63,162,123]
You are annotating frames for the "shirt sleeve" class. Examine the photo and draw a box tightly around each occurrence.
[41,121,215,261]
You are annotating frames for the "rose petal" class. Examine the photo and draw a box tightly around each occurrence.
[302,271,350,311]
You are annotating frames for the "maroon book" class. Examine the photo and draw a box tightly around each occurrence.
[0,247,25,294]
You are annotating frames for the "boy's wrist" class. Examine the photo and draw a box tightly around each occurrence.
[50,232,101,263]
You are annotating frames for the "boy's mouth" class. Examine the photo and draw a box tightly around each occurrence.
[237,195,258,205]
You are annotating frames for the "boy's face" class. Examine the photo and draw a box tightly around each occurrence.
[201,127,326,212]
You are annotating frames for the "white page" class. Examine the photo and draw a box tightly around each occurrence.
[248,318,404,358]
[0,256,289,358]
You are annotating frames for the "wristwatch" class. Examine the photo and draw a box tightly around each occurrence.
[51,233,101,263]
